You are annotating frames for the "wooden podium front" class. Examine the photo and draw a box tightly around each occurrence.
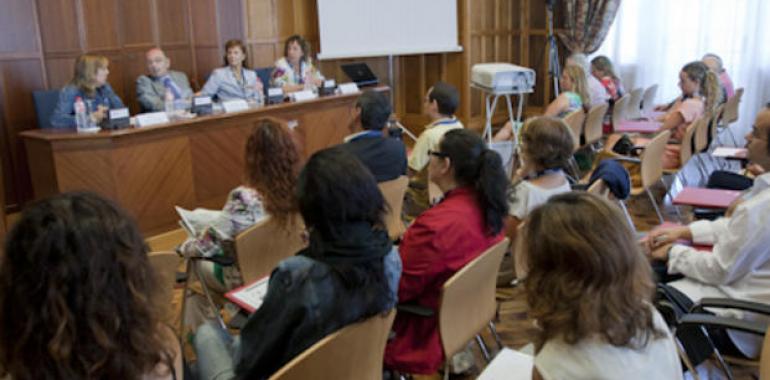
[21,87,387,234]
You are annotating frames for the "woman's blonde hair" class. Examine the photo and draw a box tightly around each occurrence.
[71,55,108,96]
[562,65,590,107]
[519,192,664,349]
[682,61,722,115]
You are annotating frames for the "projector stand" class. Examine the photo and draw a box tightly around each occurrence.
[473,84,531,145]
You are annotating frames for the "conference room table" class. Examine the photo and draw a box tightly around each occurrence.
[21,86,388,235]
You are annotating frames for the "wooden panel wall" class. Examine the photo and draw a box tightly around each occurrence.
[0,0,241,211]
[0,0,563,213]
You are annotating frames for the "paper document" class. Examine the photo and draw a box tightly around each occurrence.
[478,348,533,380]
[712,147,747,158]
[226,277,270,313]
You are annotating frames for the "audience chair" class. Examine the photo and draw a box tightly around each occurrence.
[563,109,586,152]
[235,215,306,284]
[439,238,509,378]
[32,89,60,129]
[269,309,396,380]
[676,298,770,380]
[148,251,183,327]
[641,84,659,117]
[720,88,744,146]
[693,115,712,179]
[584,103,609,149]
[626,87,644,120]
[379,176,409,241]
[256,67,275,97]
[612,93,631,128]
[662,118,701,188]
[146,227,188,252]
[625,130,671,224]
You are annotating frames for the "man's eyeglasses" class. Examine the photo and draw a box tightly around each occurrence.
[428,149,449,158]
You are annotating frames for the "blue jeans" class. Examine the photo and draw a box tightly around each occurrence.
[195,321,242,380]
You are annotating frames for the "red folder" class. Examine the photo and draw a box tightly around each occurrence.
[672,187,741,209]
[614,120,662,133]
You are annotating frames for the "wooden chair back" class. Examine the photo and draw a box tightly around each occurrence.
[146,227,188,252]
[626,87,644,119]
[710,104,726,146]
[677,118,699,166]
[694,115,710,153]
[269,309,396,380]
[563,109,586,152]
[428,181,443,205]
[641,84,659,115]
[378,176,408,241]
[148,251,183,326]
[587,178,610,198]
[759,325,770,379]
[612,93,630,127]
[640,130,671,189]
[438,238,509,359]
[722,87,744,125]
[235,215,306,283]
[584,103,609,146]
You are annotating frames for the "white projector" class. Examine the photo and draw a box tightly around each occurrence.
[471,63,535,92]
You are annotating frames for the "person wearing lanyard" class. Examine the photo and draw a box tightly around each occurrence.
[340,90,406,182]
[405,82,464,217]
[506,117,574,246]
[270,35,324,93]
[200,39,264,102]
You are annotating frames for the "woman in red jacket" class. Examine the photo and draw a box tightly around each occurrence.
[384,128,510,376]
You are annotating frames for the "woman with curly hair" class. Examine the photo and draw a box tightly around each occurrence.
[0,191,181,379]
[180,116,301,294]
[516,192,681,379]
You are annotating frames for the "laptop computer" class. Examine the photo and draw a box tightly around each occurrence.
[341,63,379,87]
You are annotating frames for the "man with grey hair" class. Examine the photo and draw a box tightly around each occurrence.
[703,53,735,100]
[566,52,609,107]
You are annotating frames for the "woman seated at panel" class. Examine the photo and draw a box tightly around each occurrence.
[516,192,682,380]
[505,116,573,244]
[605,61,720,169]
[50,54,125,128]
[194,146,401,380]
[384,129,509,376]
[271,35,324,93]
[200,39,264,102]
[0,192,182,379]
[494,65,588,142]
[179,117,300,327]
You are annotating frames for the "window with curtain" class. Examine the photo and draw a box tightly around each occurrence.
[592,0,770,141]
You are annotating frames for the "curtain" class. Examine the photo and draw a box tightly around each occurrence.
[593,0,770,143]
[557,0,622,54]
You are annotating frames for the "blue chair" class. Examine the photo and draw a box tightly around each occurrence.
[256,67,274,96]
[32,89,61,129]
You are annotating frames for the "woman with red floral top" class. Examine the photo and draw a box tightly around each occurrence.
[384,129,510,376]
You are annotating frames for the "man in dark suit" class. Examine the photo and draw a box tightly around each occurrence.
[136,48,193,112]
[341,90,407,182]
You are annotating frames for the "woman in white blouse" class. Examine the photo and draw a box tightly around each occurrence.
[270,35,324,93]
[516,192,682,380]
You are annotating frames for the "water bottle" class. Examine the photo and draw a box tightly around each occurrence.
[254,88,264,107]
[74,96,89,132]
[164,89,175,115]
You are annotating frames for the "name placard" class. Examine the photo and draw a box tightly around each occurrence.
[291,90,318,102]
[221,99,250,113]
[338,82,360,95]
[135,112,170,127]
[267,88,284,97]
[323,79,336,88]
[193,96,212,106]
[109,108,130,119]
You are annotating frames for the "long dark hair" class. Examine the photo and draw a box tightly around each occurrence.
[296,147,391,308]
[439,129,509,235]
[0,192,175,379]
